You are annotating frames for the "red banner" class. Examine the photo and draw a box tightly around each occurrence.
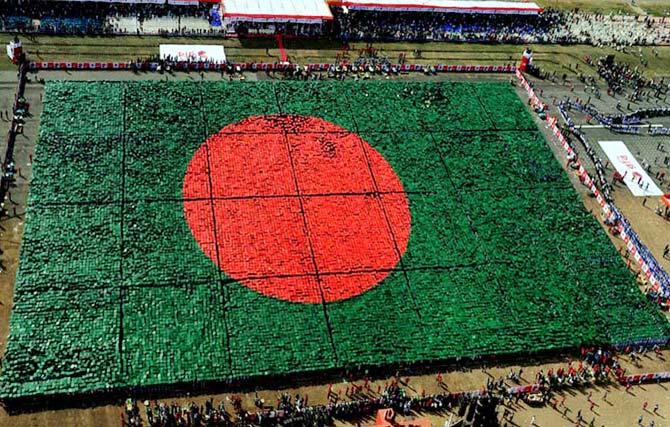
[619,372,670,384]
[29,61,515,73]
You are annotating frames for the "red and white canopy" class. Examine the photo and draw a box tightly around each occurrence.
[223,0,333,23]
[329,0,543,14]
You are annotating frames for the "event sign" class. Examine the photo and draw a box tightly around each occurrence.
[159,44,226,63]
[598,140,663,197]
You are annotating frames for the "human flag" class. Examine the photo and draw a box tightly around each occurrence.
[1,80,667,400]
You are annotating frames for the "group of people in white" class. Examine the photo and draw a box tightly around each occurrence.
[559,13,670,47]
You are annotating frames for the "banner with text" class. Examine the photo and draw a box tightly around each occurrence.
[598,140,663,197]
[159,44,226,63]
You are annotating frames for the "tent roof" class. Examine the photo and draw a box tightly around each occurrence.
[223,0,333,23]
[329,0,543,14]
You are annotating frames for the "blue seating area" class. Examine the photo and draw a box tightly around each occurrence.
[334,9,559,43]
[38,16,104,33]
[1,14,104,33]
[1,15,32,30]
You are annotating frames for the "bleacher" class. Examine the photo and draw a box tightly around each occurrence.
[108,15,213,35]
[1,15,32,31]
[38,16,105,34]
[1,0,669,45]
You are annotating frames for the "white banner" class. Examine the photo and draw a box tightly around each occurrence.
[159,44,226,62]
[598,140,663,197]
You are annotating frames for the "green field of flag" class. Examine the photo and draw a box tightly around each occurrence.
[1,80,667,400]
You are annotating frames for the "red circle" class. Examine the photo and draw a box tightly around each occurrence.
[183,115,411,303]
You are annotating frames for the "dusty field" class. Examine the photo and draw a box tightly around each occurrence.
[3,34,670,78]
[0,80,38,373]
[525,60,670,279]
[1,350,669,427]
[0,66,669,427]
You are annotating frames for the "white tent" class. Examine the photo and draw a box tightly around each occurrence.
[329,0,543,14]
[223,0,334,23]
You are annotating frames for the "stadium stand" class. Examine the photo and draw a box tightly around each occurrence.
[1,0,669,44]
[564,12,670,47]
[331,8,561,43]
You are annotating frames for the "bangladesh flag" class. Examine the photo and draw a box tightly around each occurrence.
[2,80,668,399]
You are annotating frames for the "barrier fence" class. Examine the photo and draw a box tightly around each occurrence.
[560,101,670,136]
[619,371,670,384]
[508,384,542,395]
[28,61,516,73]
[556,104,613,202]
[516,70,670,302]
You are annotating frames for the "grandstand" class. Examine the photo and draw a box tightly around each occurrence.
[2,0,669,45]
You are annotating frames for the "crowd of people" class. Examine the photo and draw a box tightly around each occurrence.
[0,1,218,35]
[330,8,670,46]
[120,345,638,427]
[122,383,475,427]
[562,12,670,47]
[332,8,562,44]
[596,55,661,94]
[1,0,670,45]
[0,50,28,219]
[122,382,503,426]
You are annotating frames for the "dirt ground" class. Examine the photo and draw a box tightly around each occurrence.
[4,34,670,80]
[0,67,669,427]
[1,351,670,427]
[523,66,670,280]
[0,79,38,381]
